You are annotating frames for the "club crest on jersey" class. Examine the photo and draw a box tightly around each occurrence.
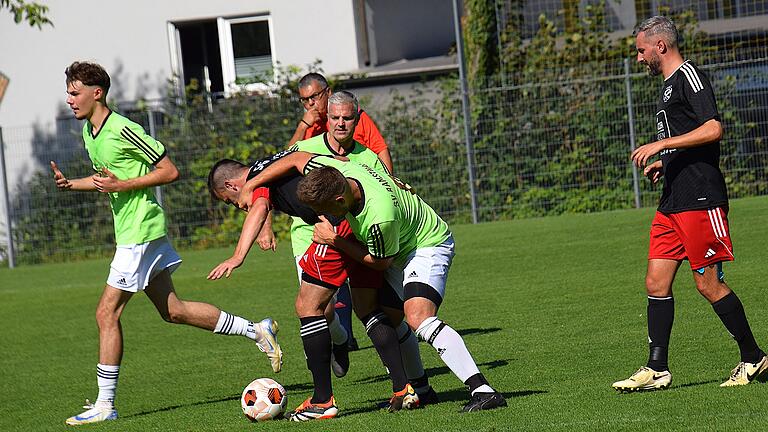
[663,85,672,102]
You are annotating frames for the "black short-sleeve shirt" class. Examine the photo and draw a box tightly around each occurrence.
[247,150,343,226]
[655,61,728,213]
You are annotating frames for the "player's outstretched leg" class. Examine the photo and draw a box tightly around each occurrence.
[413,314,506,412]
[213,312,283,373]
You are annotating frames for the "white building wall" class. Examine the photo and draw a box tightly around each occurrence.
[0,0,360,130]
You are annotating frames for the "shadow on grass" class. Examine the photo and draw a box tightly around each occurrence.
[671,379,721,389]
[126,382,316,418]
[457,327,503,337]
[126,394,241,418]
[341,387,545,417]
[354,359,512,385]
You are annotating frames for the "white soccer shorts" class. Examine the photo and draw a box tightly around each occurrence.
[385,235,455,301]
[107,236,182,292]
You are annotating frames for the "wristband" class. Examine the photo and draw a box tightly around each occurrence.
[300,119,311,127]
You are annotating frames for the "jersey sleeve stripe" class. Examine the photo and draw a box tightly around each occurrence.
[683,63,705,90]
[369,224,386,258]
[121,127,162,162]
[680,64,703,93]
[303,158,326,175]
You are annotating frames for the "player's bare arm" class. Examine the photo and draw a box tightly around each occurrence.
[631,119,722,167]
[208,197,270,280]
[92,155,180,193]
[288,108,322,146]
[256,210,277,251]
[238,151,314,204]
[50,160,98,191]
[377,148,394,174]
[312,216,393,271]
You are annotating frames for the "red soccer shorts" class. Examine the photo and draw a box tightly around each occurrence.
[299,220,383,289]
[648,207,734,270]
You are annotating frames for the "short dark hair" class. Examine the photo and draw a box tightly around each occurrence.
[634,16,679,49]
[297,166,347,206]
[207,159,247,200]
[65,61,111,96]
[298,72,328,90]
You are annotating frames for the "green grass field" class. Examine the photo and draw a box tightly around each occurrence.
[2,196,768,431]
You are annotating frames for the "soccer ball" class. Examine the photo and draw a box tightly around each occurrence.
[241,378,288,422]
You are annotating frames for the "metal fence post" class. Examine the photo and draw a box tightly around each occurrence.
[453,0,479,224]
[0,127,16,268]
[624,58,642,209]
[147,109,164,208]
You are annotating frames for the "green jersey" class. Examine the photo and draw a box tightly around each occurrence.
[303,156,450,267]
[288,134,387,257]
[82,111,167,245]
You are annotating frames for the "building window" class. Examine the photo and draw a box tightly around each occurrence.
[168,14,275,97]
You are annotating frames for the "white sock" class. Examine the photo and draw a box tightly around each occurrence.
[213,311,254,340]
[96,364,120,406]
[328,311,349,345]
[396,321,427,386]
[416,317,491,389]
[472,384,495,395]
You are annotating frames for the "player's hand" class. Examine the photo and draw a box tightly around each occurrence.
[92,168,123,193]
[644,160,664,184]
[207,256,244,280]
[631,142,664,167]
[50,161,72,190]
[312,216,338,246]
[257,229,277,252]
[301,108,321,127]
[236,190,252,212]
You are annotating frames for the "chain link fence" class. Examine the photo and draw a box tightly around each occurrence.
[1,0,768,265]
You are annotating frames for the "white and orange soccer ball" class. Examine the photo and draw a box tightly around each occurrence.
[240,378,288,422]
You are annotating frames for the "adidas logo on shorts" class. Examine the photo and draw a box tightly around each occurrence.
[408,271,418,278]
[704,248,716,258]
[116,277,127,286]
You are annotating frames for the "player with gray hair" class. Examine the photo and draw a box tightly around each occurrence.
[612,16,768,392]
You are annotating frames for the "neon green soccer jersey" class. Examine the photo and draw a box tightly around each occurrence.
[82,111,167,245]
[287,134,387,257]
[303,155,451,267]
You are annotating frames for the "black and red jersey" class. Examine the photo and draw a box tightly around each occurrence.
[246,149,343,226]
[655,60,728,213]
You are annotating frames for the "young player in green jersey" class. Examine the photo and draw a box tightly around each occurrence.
[237,152,507,412]
[53,61,281,426]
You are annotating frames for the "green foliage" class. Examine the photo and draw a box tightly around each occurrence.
[456,1,767,220]
[1,0,52,29]
[4,197,768,430]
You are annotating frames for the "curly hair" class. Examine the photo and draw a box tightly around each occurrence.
[65,61,111,95]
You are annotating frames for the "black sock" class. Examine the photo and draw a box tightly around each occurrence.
[712,291,764,363]
[363,311,408,391]
[647,296,674,371]
[300,316,333,403]
[464,373,489,394]
[410,373,430,394]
